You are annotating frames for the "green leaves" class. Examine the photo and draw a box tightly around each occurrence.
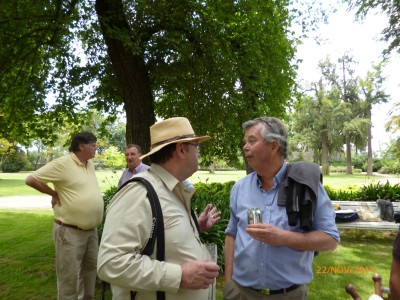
[325,181,400,202]
[1,0,297,164]
[192,181,234,269]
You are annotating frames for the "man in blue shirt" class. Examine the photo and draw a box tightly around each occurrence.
[224,117,340,300]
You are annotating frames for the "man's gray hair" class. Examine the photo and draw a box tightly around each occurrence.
[242,117,288,159]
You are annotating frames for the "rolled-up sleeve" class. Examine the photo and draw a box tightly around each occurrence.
[313,184,341,242]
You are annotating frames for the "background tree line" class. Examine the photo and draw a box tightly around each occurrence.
[1,0,400,174]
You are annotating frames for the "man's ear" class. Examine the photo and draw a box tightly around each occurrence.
[271,140,280,154]
[175,143,187,159]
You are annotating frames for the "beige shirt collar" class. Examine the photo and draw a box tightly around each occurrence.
[150,164,193,211]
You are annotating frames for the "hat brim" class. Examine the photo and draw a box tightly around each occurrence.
[140,135,210,160]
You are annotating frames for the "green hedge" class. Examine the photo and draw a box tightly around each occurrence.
[97,185,118,240]
[192,181,235,270]
[325,181,400,202]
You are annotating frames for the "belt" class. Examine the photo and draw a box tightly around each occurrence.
[54,219,88,231]
[251,284,300,295]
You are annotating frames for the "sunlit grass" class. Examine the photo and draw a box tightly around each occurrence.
[1,170,398,196]
[0,169,247,196]
[0,209,56,299]
[308,230,395,300]
[323,172,400,190]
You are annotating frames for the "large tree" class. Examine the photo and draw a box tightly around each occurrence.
[290,55,375,175]
[318,54,370,174]
[290,79,345,176]
[0,0,298,165]
[337,54,365,174]
[346,0,400,168]
[359,62,389,175]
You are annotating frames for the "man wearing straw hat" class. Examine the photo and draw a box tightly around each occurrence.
[98,117,220,300]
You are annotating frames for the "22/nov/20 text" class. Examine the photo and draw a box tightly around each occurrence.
[316,266,375,274]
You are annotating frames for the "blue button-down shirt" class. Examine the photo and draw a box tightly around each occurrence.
[225,162,340,290]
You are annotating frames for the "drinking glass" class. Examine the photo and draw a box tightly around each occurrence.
[205,243,217,300]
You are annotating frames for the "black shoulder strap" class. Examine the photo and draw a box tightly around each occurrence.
[120,177,165,300]
[191,209,201,234]
[130,177,165,259]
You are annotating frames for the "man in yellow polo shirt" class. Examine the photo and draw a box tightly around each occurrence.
[25,131,103,300]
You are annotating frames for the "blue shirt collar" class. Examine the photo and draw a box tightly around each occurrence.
[256,162,287,190]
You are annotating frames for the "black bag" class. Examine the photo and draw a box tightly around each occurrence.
[394,212,400,224]
[335,211,359,223]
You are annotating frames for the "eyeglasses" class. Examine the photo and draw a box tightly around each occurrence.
[83,142,97,148]
[186,142,202,150]
[257,117,286,140]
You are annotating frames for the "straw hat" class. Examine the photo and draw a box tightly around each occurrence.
[140,117,210,159]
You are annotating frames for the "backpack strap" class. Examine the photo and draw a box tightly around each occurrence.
[119,177,165,300]
[129,177,165,260]
[191,208,201,234]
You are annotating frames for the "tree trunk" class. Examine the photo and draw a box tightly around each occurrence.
[321,130,329,176]
[95,0,154,159]
[346,132,352,174]
[367,104,373,175]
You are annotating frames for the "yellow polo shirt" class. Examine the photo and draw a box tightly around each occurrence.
[32,153,103,230]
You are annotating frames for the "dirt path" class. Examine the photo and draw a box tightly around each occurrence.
[374,173,400,185]
[0,195,52,210]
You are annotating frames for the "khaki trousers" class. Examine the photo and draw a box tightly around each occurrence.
[223,279,308,300]
[53,223,98,300]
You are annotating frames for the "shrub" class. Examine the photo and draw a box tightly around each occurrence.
[327,166,362,173]
[379,160,400,174]
[325,181,400,202]
[192,181,234,271]
[362,158,383,173]
[358,181,400,202]
[352,154,366,171]
[324,185,359,201]
[1,150,28,172]
[98,185,118,240]
[328,166,347,173]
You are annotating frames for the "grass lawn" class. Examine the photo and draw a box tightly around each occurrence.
[1,169,399,196]
[0,170,248,196]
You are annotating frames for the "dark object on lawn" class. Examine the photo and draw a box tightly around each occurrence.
[394,212,400,224]
[335,212,359,223]
[377,199,394,222]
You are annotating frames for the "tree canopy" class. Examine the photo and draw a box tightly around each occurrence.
[290,54,388,174]
[346,0,400,56]
[1,0,300,165]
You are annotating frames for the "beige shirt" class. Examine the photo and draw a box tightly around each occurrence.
[98,164,212,300]
[32,153,103,229]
